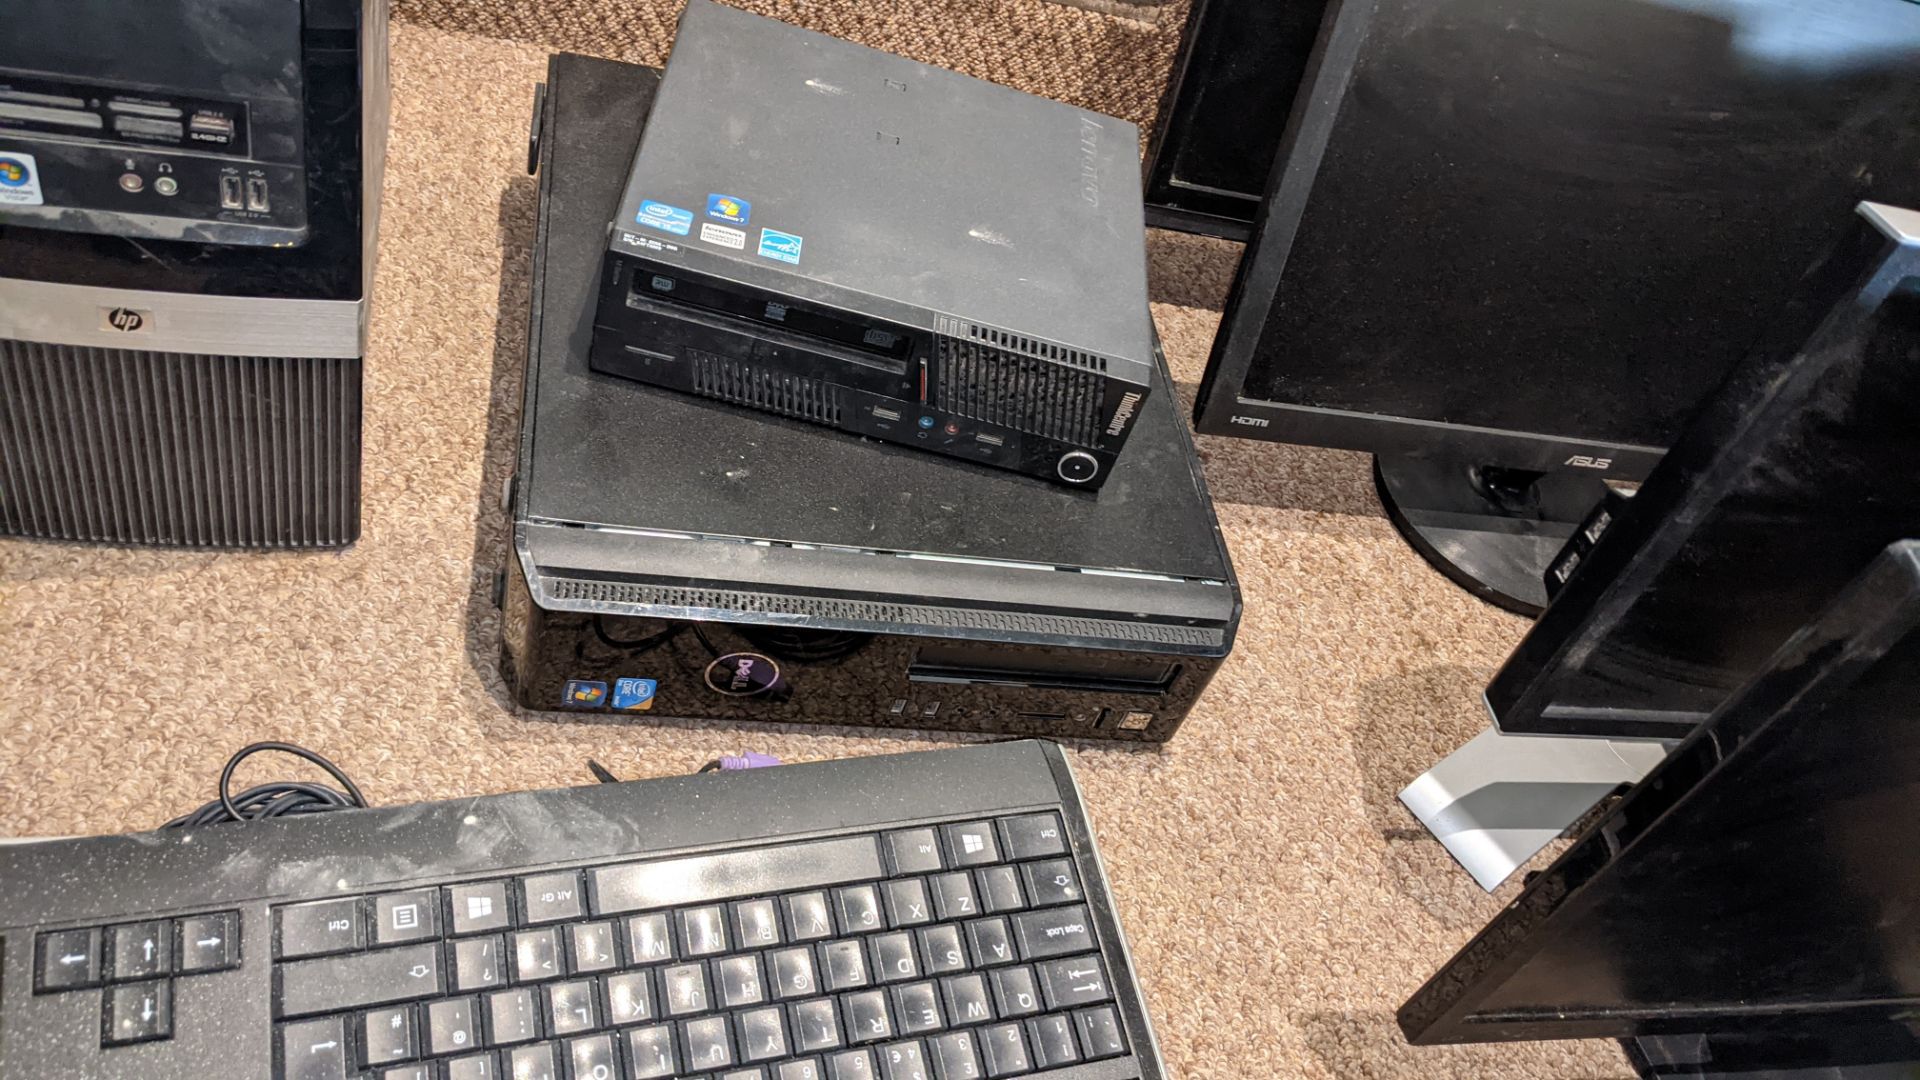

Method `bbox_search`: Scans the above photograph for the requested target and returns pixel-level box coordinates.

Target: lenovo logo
[1077,117,1102,206]
[1229,415,1270,428]
[1106,390,1142,436]
[1564,455,1614,470]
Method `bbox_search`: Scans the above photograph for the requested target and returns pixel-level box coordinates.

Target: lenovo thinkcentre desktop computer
[506,54,1238,744]
[589,0,1156,490]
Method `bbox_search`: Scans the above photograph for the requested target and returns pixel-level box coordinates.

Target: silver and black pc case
[590,0,1156,490]
[0,0,388,548]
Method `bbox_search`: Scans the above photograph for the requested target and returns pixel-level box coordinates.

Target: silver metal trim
[0,203,309,247]
[0,276,365,357]
[1861,201,1920,246]
[361,0,391,302]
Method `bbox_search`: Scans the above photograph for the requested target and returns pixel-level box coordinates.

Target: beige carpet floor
[0,9,1631,1078]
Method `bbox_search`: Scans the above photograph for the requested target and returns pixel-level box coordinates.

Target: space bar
[588,835,884,915]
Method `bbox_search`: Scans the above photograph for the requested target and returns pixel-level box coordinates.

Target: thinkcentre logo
[101,306,150,333]
[1106,390,1142,436]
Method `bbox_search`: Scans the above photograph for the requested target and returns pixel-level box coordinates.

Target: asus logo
[1564,455,1614,470]
[1106,391,1142,436]
[1229,415,1270,428]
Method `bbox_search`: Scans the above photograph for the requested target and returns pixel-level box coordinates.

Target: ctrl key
[103,979,172,1045]
[279,1016,348,1080]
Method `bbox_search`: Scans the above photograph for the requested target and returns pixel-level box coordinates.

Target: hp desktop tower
[0,0,388,548]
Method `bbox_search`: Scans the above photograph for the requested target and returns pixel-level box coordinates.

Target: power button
[1056,451,1100,484]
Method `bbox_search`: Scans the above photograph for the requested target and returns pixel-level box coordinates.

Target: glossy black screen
[1235,0,1920,454]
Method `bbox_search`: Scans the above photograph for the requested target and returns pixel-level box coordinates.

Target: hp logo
[101,307,150,333]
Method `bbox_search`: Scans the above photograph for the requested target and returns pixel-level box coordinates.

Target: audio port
[118,172,143,193]
[943,421,961,435]
[154,176,178,197]
[1057,451,1100,484]
[917,416,935,430]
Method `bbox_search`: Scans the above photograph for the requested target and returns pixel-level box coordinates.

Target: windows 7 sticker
[707,193,750,225]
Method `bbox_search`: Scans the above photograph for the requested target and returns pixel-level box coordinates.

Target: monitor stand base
[1374,455,1614,617]
[1626,1031,1920,1078]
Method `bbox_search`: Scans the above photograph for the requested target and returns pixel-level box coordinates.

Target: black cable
[162,742,369,829]
[591,615,686,653]
[690,623,724,659]
[734,624,871,663]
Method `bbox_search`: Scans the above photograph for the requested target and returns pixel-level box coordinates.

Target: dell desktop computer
[590,0,1156,490]
[510,55,1238,743]
[0,0,387,548]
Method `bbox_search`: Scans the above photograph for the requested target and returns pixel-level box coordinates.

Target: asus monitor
[1401,540,1920,1075]
[1489,202,1920,740]
[1191,0,1920,612]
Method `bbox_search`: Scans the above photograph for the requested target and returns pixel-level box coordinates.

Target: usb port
[871,406,902,422]
[189,113,234,140]
[244,177,269,212]
[218,175,242,209]
[975,432,1005,447]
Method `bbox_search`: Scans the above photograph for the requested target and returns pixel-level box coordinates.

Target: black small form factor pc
[589,1,1157,490]
[506,55,1239,745]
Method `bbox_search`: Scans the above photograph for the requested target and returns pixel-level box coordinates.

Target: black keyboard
[0,741,1164,1080]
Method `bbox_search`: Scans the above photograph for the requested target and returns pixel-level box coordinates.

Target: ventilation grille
[690,351,842,425]
[964,322,1106,374]
[0,342,361,548]
[547,576,1220,647]
[935,336,1105,447]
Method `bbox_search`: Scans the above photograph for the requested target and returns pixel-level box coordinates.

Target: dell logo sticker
[101,307,150,333]
[1106,391,1142,437]
[1564,455,1614,470]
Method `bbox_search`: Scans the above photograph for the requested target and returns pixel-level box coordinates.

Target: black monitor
[1489,202,1920,740]
[1191,0,1920,613]
[1400,540,1920,1075]
[1142,0,1329,239]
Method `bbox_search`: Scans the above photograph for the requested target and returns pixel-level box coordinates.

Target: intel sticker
[611,677,658,711]
[0,152,44,206]
[707,193,750,225]
[562,679,608,708]
[700,221,746,250]
[636,199,693,236]
[758,228,803,265]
